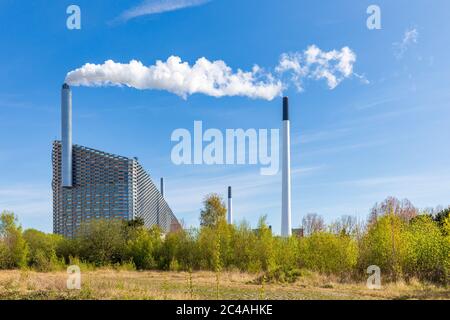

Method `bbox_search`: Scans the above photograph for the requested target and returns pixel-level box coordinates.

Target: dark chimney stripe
[283,96,289,121]
[228,186,232,198]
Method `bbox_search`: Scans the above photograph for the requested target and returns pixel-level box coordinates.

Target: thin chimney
[281,97,292,237]
[61,83,72,188]
[227,186,233,224]
[160,177,165,198]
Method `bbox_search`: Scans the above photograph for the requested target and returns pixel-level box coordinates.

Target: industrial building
[52,84,180,237]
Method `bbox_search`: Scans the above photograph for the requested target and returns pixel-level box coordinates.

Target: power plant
[53,84,180,237]
[54,84,293,237]
[281,96,292,237]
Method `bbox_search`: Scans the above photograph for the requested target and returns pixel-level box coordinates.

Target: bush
[127,226,162,270]
[358,214,408,280]
[404,215,449,283]
[256,267,303,284]
[75,219,127,266]
[298,232,358,277]
[23,229,63,271]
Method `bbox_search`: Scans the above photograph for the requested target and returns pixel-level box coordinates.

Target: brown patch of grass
[0,270,448,300]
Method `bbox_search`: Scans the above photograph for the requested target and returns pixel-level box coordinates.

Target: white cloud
[66,56,282,101]
[393,28,419,59]
[276,45,357,90]
[118,0,210,22]
[66,45,359,100]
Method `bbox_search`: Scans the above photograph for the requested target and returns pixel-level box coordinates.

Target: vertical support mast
[281,97,292,237]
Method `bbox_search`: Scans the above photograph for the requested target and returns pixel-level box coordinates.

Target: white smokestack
[61,83,72,188]
[281,97,292,237]
[227,186,233,224]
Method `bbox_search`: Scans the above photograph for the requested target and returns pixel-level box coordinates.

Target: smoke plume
[65,45,359,100]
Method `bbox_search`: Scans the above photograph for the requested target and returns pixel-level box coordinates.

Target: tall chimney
[160,177,165,198]
[61,83,72,188]
[281,97,292,237]
[227,186,233,224]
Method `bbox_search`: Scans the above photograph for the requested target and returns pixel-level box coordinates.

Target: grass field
[0,270,448,300]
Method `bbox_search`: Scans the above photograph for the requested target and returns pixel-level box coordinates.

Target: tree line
[0,195,449,284]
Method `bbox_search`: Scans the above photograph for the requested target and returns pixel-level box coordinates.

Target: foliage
[1,195,449,285]
[126,225,162,270]
[358,214,408,280]
[0,211,28,269]
[403,215,449,283]
[23,229,63,271]
[199,193,227,228]
[257,267,303,284]
[434,207,450,230]
[298,232,358,277]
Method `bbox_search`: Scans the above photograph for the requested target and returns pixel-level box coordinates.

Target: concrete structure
[281,97,292,237]
[227,186,233,224]
[53,84,180,237]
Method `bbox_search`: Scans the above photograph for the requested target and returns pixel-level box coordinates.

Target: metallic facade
[52,141,180,237]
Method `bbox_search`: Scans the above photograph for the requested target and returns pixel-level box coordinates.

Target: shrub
[126,226,162,270]
[358,214,408,280]
[298,232,358,277]
[0,211,28,269]
[404,215,448,283]
[75,219,127,266]
[23,229,63,271]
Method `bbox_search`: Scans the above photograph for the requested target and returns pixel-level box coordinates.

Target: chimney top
[62,83,70,90]
[228,186,232,198]
[283,96,289,121]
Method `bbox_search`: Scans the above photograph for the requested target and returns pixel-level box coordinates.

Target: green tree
[404,215,448,282]
[76,219,127,266]
[434,207,450,230]
[23,229,63,271]
[199,193,227,228]
[0,211,28,269]
[254,216,276,272]
[126,225,162,269]
[358,214,408,280]
[298,232,358,276]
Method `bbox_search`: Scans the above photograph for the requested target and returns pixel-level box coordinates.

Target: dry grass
[0,269,448,300]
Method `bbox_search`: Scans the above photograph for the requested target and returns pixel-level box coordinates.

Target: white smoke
[66,56,282,100]
[276,45,357,90]
[65,45,359,100]
[393,28,419,59]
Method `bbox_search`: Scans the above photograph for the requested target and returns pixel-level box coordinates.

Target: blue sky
[1,0,450,233]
